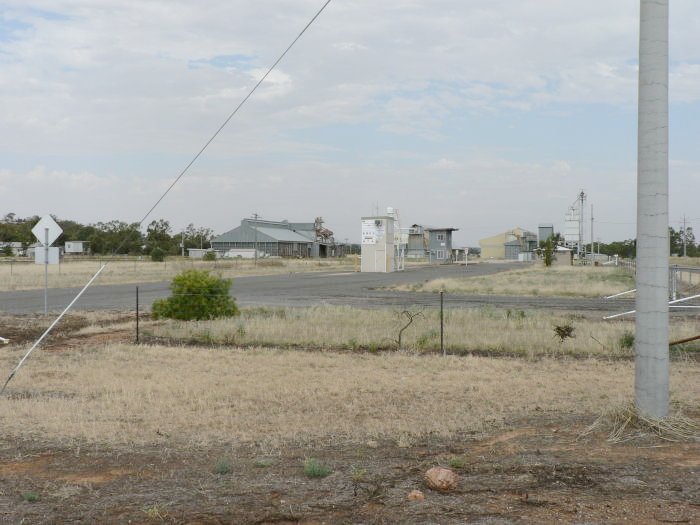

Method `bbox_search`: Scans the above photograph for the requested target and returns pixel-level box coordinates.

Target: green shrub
[417,329,439,348]
[151,247,165,262]
[21,491,39,503]
[202,251,217,261]
[151,269,239,321]
[213,458,232,475]
[303,458,332,478]
[543,237,554,267]
[449,457,466,469]
[619,331,635,350]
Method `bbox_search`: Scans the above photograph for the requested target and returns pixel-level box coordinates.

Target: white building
[64,241,90,254]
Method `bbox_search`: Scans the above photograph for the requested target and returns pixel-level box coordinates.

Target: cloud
[0,1,698,245]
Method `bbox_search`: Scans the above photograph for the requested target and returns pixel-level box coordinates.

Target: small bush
[21,491,39,503]
[202,251,217,261]
[150,247,165,262]
[213,458,232,475]
[151,269,239,321]
[448,457,466,469]
[303,458,332,478]
[553,324,575,343]
[417,329,439,348]
[143,505,168,520]
[619,331,635,350]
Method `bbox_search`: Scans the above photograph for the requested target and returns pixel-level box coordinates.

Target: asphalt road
[0,262,635,315]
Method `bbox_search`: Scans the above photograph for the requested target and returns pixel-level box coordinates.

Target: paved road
[0,263,635,315]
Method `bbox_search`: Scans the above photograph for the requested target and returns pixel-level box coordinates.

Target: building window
[436,233,445,241]
[436,249,446,259]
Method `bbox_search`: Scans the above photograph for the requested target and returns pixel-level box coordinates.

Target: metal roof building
[479,228,538,260]
[211,218,336,258]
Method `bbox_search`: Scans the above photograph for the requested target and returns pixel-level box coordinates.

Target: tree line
[0,213,214,256]
[585,226,697,258]
[540,225,698,260]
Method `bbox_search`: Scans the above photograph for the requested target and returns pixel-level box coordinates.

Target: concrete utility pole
[590,204,594,260]
[635,0,669,419]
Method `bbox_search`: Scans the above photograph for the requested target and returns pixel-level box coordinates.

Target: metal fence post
[135,286,139,344]
[440,290,444,356]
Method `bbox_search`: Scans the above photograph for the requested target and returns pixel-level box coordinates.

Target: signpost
[31,215,63,315]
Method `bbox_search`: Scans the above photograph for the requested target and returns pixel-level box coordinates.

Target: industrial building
[426,227,458,262]
[538,224,554,244]
[405,224,459,262]
[406,224,428,259]
[479,228,538,260]
[211,217,337,258]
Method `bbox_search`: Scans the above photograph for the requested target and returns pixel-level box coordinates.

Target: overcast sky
[1,1,698,246]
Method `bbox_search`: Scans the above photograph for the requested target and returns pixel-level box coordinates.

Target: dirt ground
[1,313,698,524]
[1,417,698,524]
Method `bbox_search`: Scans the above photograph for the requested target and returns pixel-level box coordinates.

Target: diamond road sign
[31,215,63,246]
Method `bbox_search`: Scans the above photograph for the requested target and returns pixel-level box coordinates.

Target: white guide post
[44,228,49,315]
[635,0,669,418]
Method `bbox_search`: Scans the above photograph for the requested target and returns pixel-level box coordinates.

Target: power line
[1,0,334,395]
[135,0,333,233]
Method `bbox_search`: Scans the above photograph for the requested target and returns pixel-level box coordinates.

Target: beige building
[479,227,538,259]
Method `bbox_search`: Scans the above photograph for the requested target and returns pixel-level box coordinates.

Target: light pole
[252,213,260,266]
[635,0,669,419]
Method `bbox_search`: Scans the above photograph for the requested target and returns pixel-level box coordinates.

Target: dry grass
[145,305,699,358]
[0,257,358,291]
[1,343,697,448]
[672,256,700,267]
[580,402,699,443]
[394,265,634,298]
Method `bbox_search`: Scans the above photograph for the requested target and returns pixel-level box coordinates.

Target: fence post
[135,286,139,344]
[440,290,444,356]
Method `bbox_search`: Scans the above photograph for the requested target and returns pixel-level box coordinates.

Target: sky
[1,1,699,246]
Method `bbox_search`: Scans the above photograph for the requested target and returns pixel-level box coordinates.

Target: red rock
[424,467,459,491]
[407,489,425,501]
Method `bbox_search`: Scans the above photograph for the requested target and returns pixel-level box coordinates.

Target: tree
[543,237,554,267]
[150,246,165,262]
[89,220,142,254]
[183,223,214,250]
[669,227,683,255]
[146,219,175,254]
[151,270,239,321]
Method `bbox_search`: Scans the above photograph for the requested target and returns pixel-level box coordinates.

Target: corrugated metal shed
[255,227,311,243]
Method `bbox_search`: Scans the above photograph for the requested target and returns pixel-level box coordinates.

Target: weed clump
[21,491,39,503]
[619,331,635,350]
[580,402,698,443]
[448,457,466,469]
[303,458,332,478]
[213,458,232,475]
[553,324,575,343]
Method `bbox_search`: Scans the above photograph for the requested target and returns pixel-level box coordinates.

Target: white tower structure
[360,212,395,273]
[386,207,407,271]
[564,191,586,257]
[635,0,669,418]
